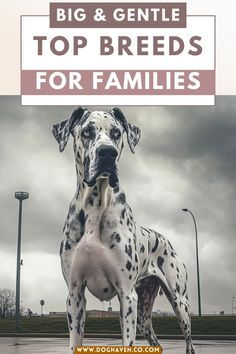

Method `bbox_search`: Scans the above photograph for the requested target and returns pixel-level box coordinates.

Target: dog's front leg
[67,283,86,354]
[119,288,138,346]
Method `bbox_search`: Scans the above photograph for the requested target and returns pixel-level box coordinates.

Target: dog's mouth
[84,161,118,188]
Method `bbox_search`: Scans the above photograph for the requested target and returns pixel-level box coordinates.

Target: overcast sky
[0,96,236,316]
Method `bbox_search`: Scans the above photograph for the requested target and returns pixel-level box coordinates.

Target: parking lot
[0,337,236,353]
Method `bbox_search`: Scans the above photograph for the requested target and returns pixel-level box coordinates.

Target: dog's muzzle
[85,145,119,188]
[97,145,118,162]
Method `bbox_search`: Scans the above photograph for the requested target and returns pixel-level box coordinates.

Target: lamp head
[15,191,29,201]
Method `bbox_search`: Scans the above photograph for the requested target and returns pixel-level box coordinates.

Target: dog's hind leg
[135,276,161,347]
[160,279,195,354]
[175,296,195,354]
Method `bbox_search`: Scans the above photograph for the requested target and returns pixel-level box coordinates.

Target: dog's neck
[78,177,113,212]
[75,157,114,210]
[63,157,120,242]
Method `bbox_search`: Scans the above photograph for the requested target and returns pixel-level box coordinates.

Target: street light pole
[15,191,29,330]
[40,299,45,316]
[232,296,235,315]
[182,208,202,317]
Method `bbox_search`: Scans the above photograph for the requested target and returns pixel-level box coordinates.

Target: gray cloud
[0,96,235,315]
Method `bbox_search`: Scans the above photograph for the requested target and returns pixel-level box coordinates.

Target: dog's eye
[81,128,92,138]
[111,128,121,139]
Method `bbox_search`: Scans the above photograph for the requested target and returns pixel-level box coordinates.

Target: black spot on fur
[182,283,187,296]
[76,151,81,160]
[125,244,132,259]
[148,240,151,253]
[69,204,76,214]
[126,260,132,271]
[67,312,72,324]
[103,288,108,293]
[164,249,168,256]
[116,192,126,204]
[88,197,94,206]
[142,227,150,234]
[168,240,174,250]
[65,240,71,251]
[140,245,145,253]
[127,307,132,316]
[152,236,159,253]
[176,283,180,294]
[157,256,165,275]
[78,209,86,234]
[59,241,64,255]
[121,208,125,219]
[110,232,121,248]
[115,233,121,242]
[76,308,84,334]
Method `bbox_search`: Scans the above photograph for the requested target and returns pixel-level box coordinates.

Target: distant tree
[27,308,33,317]
[0,288,15,318]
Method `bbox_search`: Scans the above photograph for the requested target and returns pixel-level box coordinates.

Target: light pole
[108,300,112,312]
[182,208,202,317]
[15,191,29,330]
[40,299,45,316]
[232,296,235,315]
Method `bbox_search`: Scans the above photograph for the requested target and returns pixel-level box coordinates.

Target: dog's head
[52,107,141,188]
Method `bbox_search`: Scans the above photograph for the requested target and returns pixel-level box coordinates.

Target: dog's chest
[72,234,118,301]
[67,200,138,300]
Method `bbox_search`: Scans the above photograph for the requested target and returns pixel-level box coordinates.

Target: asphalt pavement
[0,337,235,353]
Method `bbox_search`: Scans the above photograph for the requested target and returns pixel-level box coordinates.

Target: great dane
[52,107,195,354]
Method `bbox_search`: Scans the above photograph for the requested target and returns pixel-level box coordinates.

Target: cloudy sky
[0,96,235,316]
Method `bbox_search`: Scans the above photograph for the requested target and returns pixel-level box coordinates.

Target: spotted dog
[52,107,195,354]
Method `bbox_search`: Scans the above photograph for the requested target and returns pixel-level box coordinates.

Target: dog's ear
[52,106,89,152]
[110,107,141,153]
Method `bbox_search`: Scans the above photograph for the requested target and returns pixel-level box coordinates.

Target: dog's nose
[97,145,118,160]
